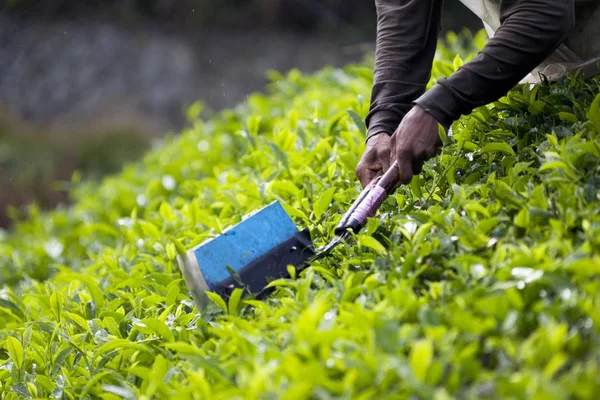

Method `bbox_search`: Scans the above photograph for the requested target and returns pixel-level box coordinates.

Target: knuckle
[374,144,388,155]
[377,148,390,160]
[427,144,439,156]
[363,147,377,160]
[355,163,364,177]
[397,148,414,160]
[416,146,436,160]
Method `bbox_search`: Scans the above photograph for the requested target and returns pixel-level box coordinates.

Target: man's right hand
[355,132,392,188]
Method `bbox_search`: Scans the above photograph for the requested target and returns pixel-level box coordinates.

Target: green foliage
[1,31,600,398]
[0,127,150,229]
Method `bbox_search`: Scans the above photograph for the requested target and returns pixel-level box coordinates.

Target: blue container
[177,201,314,309]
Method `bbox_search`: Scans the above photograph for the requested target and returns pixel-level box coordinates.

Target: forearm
[365,0,442,140]
[415,0,576,129]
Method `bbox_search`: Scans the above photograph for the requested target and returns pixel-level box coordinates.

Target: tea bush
[1,30,600,399]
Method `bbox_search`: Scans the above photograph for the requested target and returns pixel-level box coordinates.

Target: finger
[355,162,368,188]
[365,169,382,188]
[396,153,414,185]
[356,164,379,188]
[425,143,442,159]
[413,159,424,175]
[379,147,392,174]
[417,145,439,164]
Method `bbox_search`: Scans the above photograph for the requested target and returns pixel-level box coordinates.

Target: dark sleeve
[415,0,576,130]
[365,0,442,141]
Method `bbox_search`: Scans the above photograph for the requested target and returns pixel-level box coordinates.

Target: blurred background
[0,0,482,229]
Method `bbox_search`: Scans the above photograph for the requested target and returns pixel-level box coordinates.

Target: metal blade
[311,231,350,262]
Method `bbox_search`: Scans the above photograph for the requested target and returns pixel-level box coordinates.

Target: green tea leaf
[205,292,228,313]
[141,318,174,342]
[289,109,299,132]
[85,300,97,320]
[247,115,262,136]
[93,339,151,362]
[347,109,366,137]
[314,187,336,220]
[6,336,24,370]
[227,288,244,316]
[586,93,600,130]
[0,298,24,320]
[268,180,300,197]
[50,292,64,321]
[546,133,559,148]
[159,202,176,221]
[139,221,161,239]
[558,112,578,123]
[64,312,91,333]
[36,375,55,393]
[75,274,105,308]
[543,352,567,378]
[514,207,530,228]
[129,366,152,381]
[528,100,546,115]
[166,285,179,306]
[52,345,72,375]
[164,342,204,356]
[146,355,169,397]
[479,142,515,155]
[410,174,424,199]
[326,111,347,136]
[172,238,188,256]
[103,316,121,337]
[358,235,387,255]
[166,242,176,260]
[410,339,433,382]
[452,54,464,70]
[266,141,289,170]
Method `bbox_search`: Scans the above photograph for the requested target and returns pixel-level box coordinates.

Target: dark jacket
[366,0,577,138]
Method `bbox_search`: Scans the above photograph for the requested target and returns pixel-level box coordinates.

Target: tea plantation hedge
[1,31,600,399]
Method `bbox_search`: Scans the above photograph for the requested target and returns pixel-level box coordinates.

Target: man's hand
[356,105,443,189]
[355,132,392,188]
[390,105,443,186]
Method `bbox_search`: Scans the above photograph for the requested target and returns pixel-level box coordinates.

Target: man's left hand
[390,105,444,186]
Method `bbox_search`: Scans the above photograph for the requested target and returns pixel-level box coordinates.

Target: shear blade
[312,231,350,261]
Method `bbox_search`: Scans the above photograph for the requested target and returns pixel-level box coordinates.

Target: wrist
[413,86,456,131]
[366,130,392,143]
[365,110,401,142]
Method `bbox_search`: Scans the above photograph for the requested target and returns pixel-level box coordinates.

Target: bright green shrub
[1,31,600,399]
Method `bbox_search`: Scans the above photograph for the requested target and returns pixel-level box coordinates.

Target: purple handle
[334,160,400,235]
[349,186,387,226]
